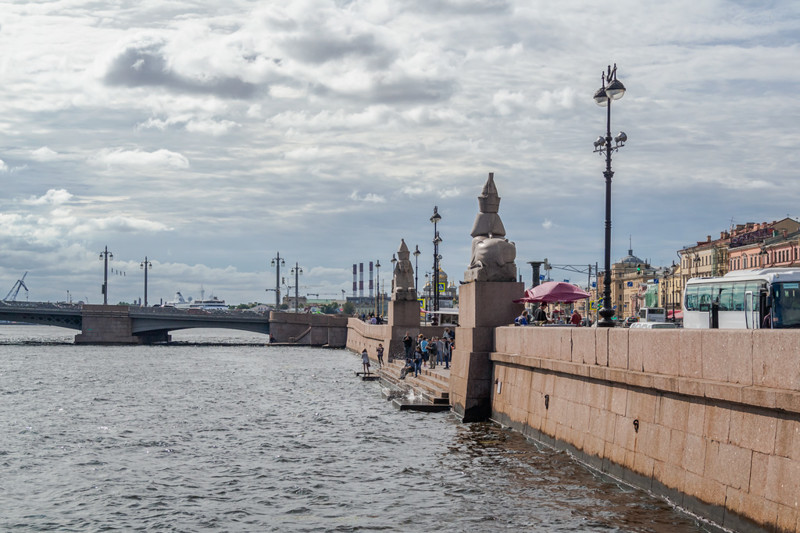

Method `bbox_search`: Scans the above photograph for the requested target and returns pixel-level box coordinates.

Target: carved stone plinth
[449,280,523,422]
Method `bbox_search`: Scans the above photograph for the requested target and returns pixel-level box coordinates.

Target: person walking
[361,348,370,375]
[436,336,445,367]
[442,337,452,369]
[376,343,384,367]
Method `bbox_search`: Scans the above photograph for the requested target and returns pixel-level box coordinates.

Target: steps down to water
[377,358,451,412]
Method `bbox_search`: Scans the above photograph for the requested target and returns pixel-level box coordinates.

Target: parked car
[623,316,639,328]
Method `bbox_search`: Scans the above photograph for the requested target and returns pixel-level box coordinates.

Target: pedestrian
[570,310,582,326]
[403,332,413,359]
[436,336,445,366]
[515,310,529,326]
[361,348,370,375]
[376,343,384,367]
[427,337,438,369]
[413,346,423,377]
[533,304,548,323]
[442,338,451,369]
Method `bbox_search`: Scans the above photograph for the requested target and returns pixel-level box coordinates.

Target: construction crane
[4,272,29,301]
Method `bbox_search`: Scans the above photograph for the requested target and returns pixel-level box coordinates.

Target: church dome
[617,248,644,265]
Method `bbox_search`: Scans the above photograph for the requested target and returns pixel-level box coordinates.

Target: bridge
[0,302,348,346]
[0,302,270,344]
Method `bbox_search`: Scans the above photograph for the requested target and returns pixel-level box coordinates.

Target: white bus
[683,268,800,329]
[637,307,666,323]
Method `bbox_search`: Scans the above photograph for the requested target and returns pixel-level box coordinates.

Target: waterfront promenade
[347,310,800,533]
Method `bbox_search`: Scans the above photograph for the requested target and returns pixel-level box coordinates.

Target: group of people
[399,329,454,379]
[360,343,385,375]
[515,304,583,326]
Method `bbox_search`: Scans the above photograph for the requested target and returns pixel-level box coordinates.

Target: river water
[0,326,717,532]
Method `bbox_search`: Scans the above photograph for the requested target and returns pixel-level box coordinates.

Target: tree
[342,301,355,315]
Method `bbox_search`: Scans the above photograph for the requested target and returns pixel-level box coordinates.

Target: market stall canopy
[514,281,591,303]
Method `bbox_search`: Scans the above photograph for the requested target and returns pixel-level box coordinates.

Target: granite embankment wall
[345,318,446,362]
[269,312,347,347]
[490,327,800,533]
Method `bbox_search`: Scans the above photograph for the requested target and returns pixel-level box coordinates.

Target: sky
[0,0,799,306]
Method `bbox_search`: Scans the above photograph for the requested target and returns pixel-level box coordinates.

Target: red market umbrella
[514,281,591,304]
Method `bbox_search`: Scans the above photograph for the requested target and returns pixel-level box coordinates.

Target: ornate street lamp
[375,259,381,317]
[430,206,442,314]
[413,245,421,295]
[99,246,113,305]
[140,256,153,307]
[593,63,626,327]
[270,252,285,308]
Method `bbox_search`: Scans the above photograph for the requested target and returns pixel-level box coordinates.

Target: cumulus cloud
[542,219,553,230]
[103,36,260,99]
[22,189,73,206]
[30,147,59,161]
[90,148,189,169]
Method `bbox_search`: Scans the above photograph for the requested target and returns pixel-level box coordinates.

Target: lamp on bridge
[140,257,153,307]
[291,263,303,312]
[99,246,113,305]
[593,63,626,327]
[270,252,285,309]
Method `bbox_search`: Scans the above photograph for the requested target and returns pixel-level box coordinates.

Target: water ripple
[0,326,709,532]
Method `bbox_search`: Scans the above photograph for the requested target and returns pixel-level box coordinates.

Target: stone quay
[347,172,800,533]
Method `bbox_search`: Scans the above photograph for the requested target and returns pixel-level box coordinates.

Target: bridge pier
[74,305,170,345]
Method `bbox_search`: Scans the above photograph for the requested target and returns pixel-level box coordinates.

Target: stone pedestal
[449,280,523,422]
[388,298,420,327]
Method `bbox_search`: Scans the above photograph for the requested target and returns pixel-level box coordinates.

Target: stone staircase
[377,357,451,412]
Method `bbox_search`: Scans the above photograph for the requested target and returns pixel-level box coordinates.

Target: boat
[164,289,228,311]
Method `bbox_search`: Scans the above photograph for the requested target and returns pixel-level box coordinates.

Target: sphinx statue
[392,239,417,301]
[464,173,517,282]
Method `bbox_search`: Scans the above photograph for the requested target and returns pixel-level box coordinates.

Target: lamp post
[413,245,421,294]
[430,206,442,313]
[375,259,381,318]
[291,262,303,312]
[593,63,627,327]
[99,246,113,305]
[270,252,285,308]
[140,256,152,307]
[424,273,430,324]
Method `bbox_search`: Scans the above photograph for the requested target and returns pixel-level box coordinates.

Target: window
[716,283,733,311]
[698,284,713,311]
[731,282,745,311]
[685,285,698,311]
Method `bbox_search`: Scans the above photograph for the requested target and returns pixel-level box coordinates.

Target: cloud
[30,147,59,161]
[103,36,260,99]
[542,219,553,230]
[0,160,7,172]
[349,191,387,203]
[22,189,73,206]
[90,148,189,169]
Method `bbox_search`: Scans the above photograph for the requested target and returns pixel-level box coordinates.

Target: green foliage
[342,301,355,315]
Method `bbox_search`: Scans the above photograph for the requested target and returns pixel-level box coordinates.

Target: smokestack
[359,263,364,298]
[352,264,357,297]
[369,261,374,298]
